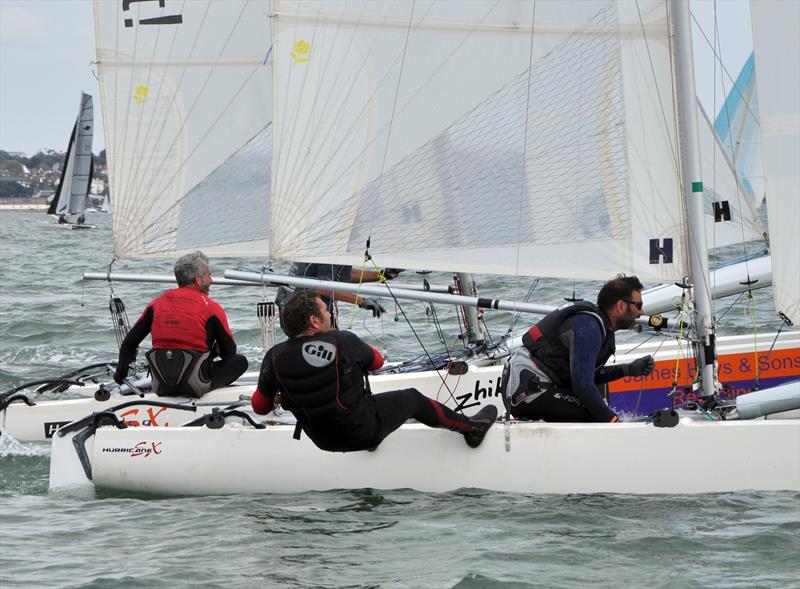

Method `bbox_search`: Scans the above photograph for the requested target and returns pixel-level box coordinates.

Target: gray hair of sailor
[174,251,210,286]
[597,274,643,311]
[282,289,325,337]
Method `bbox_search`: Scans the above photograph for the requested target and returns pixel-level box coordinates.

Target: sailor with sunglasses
[501,275,654,423]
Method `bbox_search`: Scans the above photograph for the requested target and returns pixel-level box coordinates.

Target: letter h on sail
[649,238,674,264]
[713,201,732,222]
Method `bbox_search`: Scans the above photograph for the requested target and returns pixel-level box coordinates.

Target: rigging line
[374,275,462,407]
[689,11,760,127]
[510,277,540,333]
[125,0,251,241]
[366,0,416,239]
[715,290,746,324]
[711,7,757,272]
[635,0,681,181]
[747,289,760,388]
[511,0,537,337]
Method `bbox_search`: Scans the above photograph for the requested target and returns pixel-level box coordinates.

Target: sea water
[1,211,798,589]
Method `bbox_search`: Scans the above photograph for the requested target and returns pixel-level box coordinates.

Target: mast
[671,0,717,398]
[456,273,485,346]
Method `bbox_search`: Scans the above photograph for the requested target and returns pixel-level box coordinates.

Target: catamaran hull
[58,418,800,496]
[42,223,97,230]
[5,331,800,442]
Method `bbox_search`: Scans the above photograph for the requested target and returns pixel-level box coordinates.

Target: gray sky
[1,0,103,155]
[0,0,754,156]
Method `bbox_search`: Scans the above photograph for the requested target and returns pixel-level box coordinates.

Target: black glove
[113,366,127,385]
[359,297,386,317]
[381,268,404,281]
[624,355,655,377]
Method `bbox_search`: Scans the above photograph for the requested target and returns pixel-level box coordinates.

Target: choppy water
[1,211,798,588]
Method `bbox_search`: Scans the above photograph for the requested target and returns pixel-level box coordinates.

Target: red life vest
[145,286,232,352]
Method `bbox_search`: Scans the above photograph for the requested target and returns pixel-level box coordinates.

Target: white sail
[49,93,94,217]
[714,53,764,208]
[698,102,765,248]
[751,0,800,327]
[270,0,688,282]
[94,0,273,259]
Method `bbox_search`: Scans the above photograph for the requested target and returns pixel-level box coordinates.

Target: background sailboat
[45,92,96,229]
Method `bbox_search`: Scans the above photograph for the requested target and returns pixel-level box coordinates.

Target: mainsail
[751,0,800,327]
[48,93,94,217]
[93,0,273,259]
[270,0,690,282]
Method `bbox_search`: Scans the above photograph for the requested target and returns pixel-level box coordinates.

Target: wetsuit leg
[512,389,595,422]
[371,388,475,445]
[209,354,249,390]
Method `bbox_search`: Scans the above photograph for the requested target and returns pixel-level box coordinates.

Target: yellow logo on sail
[291,40,310,64]
[133,85,150,104]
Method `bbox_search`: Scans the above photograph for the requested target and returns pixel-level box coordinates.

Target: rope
[668,294,691,397]
[511,0,538,337]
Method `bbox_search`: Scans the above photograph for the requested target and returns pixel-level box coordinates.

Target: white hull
[54,417,800,496]
[42,223,97,230]
[6,331,800,442]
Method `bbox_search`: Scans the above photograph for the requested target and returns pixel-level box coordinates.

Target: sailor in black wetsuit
[502,275,655,422]
[252,289,498,451]
[275,262,402,332]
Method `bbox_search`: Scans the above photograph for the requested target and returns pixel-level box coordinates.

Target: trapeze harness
[502,302,615,414]
[269,331,378,452]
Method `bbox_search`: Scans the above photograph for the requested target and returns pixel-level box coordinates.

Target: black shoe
[463,405,499,448]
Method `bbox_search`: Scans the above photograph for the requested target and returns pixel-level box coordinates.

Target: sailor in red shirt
[251,289,497,452]
[114,251,248,397]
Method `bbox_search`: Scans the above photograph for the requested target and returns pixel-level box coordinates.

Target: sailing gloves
[624,355,655,377]
[113,366,127,385]
[360,297,386,317]
[380,268,404,281]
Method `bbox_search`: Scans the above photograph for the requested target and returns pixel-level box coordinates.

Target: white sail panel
[270,0,687,281]
[697,103,765,249]
[714,53,764,207]
[751,0,800,327]
[94,0,272,259]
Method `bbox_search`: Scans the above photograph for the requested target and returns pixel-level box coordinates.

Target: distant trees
[0,149,62,170]
[0,148,107,201]
[0,179,33,198]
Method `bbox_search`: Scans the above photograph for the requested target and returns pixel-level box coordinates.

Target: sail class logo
[133,85,150,104]
[291,40,311,64]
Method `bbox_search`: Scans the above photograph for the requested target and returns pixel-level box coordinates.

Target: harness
[270,332,377,451]
[521,301,616,388]
[146,348,211,398]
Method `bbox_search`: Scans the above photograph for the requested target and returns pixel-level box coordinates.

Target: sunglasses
[623,299,644,310]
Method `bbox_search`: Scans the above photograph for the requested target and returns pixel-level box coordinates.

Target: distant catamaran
[46,92,96,230]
